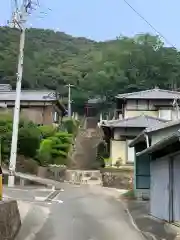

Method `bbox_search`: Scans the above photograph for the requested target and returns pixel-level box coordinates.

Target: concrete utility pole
[8,0,39,187]
[66,84,74,118]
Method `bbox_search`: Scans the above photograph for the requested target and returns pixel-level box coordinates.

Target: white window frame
[158,109,172,120]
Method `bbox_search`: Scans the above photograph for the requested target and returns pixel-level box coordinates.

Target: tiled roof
[0,90,58,102]
[116,88,180,100]
[129,118,180,147]
[101,115,167,128]
[145,118,180,133]
[0,84,12,91]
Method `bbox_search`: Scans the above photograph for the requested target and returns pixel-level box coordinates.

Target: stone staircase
[69,117,103,170]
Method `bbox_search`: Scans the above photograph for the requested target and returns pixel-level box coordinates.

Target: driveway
[8,184,145,240]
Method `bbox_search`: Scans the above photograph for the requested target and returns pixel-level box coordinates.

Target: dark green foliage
[38,132,72,166]
[62,118,80,137]
[18,126,41,158]
[2,27,180,113]
[0,112,73,166]
[38,125,57,139]
[95,141,108,168]
[37,139,52,167]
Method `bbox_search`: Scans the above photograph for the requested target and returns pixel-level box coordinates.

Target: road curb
[117,197,150,239]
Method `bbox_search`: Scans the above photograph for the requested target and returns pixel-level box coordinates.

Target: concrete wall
[0,200,21,240]
[111,128,142,165]
[135,189,150,200]
[111,140,126,165]
[125,110,158,119]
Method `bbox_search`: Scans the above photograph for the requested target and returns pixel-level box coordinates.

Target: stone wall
[0,200,21,240]
[101,167,134,189]
[65,170,102,185]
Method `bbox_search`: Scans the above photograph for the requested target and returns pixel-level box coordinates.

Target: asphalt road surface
[4,184,145,240]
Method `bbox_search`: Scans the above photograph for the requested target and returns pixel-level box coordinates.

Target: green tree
[1,27,180,113]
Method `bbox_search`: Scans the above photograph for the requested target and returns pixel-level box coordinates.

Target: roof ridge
[144,115,168,122]
[105,114,166,124]
[157,88,180,95]
[116,88,180,99]
[116,89,154,98]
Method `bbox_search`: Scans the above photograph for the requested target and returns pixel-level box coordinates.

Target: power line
[123,0,176,48]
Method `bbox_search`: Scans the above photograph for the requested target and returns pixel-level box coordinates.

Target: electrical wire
[123,0,176,48]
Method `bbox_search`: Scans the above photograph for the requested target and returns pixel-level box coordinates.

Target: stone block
[0,200,21,240]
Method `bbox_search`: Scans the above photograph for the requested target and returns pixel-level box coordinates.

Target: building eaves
[101,115,167,129]
[0,90,58,102]
[129,118,180,148]
[136,131,180,157]
[116,88,180,100]
[129,131,146,148]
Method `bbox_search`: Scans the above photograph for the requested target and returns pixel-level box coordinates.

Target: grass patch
[122,190,136,200]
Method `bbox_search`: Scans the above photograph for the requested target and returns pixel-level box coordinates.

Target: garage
[172,155,180,223]
[150,157,170,221]
[130,119,180,223]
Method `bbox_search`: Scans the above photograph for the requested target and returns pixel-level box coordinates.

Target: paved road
[5,184,145,240]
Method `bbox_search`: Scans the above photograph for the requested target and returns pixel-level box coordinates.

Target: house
[100,114,167,166]
[100,87,180,165]
[115,87,180,120]
[129,119,180,220]
[0,84,66,125]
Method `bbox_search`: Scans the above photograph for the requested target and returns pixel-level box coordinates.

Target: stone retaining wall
[0,200,21,240]
[101,167,134,189]
[65,170,102,185]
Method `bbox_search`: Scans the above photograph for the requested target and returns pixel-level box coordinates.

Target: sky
[1,0,180,48]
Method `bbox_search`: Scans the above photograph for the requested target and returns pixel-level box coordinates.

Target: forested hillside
[1,27,180,112]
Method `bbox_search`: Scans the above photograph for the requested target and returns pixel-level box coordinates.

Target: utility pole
[66,84,74,118]
[8,0,39,187]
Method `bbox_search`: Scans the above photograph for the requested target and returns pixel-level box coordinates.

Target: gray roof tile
[0,90,57,102]
[145,118,180,133]
[129,118,180,147]
[116,88,180,100]
[101,115,167,128]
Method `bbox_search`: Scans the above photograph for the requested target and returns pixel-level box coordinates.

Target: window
[159,109,172,120]
[53,111,59,123]
[126,100,149,110]
[127,140,135,163]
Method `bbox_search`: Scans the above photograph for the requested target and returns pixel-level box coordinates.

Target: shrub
[114,158,122,168]
[104,158,112,166]
[37,131,73,166]
[62,118,80,137]
[18,126,41,158]
[37,139,52,167]
[38,125,57,139]
[95,141,108,168]
[49,132,72,165]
